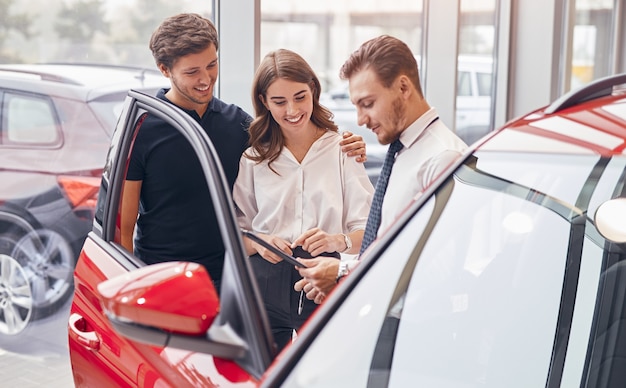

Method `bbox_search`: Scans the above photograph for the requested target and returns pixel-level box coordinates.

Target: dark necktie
[360,139,404,255]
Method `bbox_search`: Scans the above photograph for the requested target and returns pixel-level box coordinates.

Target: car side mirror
[97,261,247,359]
[595,198,626,243]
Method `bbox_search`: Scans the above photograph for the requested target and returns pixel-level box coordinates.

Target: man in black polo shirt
[120,13,366,292]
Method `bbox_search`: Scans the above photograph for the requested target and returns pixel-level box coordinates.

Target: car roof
[457,54,493,72]
[0,63,169,102]
[479,74,626,157]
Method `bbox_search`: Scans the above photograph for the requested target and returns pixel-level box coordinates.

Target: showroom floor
[0,299,74,387]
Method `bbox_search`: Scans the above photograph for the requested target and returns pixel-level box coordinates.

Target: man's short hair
[340,35,423,96]
[149,13,219,69]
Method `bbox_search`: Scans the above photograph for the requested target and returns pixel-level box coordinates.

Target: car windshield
[287,150,625,387]
[390,152,586,386]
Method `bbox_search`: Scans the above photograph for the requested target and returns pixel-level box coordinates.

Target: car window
[2,92,60,145]
[476,71,492,96]
[457,71,472,97]
[390,168,571,387]
[93,105,134,230]
[114,113,148,248]
[380,154,621,387]
[473,151,598,207]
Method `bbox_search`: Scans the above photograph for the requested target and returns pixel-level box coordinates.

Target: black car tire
[12,228,76,313]
[0,227,75,338]
[0,233,34,338]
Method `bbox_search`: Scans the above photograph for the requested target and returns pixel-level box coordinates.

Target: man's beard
[384,96,406,144]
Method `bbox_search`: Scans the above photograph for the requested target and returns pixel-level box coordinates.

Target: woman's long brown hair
[247,49,338,173]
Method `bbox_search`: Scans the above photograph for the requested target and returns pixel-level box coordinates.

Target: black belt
[291,246,340,259]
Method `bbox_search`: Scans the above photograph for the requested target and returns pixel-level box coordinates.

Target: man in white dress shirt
[295,35,467,303]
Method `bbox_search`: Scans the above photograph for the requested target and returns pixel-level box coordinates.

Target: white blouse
[233,131,374,243]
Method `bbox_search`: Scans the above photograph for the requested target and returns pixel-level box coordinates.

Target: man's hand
[340,131,367,163]
[295,256,341,299]
[294,278,326,304]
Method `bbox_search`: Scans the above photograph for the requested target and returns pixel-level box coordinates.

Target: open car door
[67,90,275,387]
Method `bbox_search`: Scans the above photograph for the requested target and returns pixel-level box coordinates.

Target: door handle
[68,313,101,351]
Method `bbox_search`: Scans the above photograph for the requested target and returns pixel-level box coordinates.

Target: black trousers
[250,246,340,353]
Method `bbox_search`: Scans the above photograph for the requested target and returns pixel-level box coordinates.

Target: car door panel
[69,93,230,386]
[69,236,140,387]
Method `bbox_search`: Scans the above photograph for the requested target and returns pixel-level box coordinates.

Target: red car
[0,64,167,344]
[69,73,626,387]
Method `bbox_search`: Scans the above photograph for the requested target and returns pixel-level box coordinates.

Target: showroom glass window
[569,0,616,89]
[456,0,497,145]
[1,1,212,67]
[260,0,424,93]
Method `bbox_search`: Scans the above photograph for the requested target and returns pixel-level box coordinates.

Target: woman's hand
[292,227,345,256]
[247,233,293,264]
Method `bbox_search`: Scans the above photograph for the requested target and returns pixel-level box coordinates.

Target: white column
[215,0,259,115]
[493,0,512,129]
[507,0,560,118]
[423,0,460,132]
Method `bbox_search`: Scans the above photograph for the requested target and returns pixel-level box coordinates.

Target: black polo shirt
[126,88,251,283]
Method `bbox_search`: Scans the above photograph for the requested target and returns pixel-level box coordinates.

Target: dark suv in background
[0,64,167,341]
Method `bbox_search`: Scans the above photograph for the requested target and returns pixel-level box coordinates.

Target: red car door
[68,91,274,387]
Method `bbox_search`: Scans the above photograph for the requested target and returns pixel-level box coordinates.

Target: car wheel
[10,229,75,318]
[0,246,34,336]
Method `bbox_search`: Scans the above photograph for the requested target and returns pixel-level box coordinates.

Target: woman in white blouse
[232,49,374,353]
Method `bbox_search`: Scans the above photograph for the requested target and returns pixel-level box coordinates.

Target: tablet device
[242,229,306,268]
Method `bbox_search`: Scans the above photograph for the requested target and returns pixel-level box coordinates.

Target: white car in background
[456,55,494,145]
